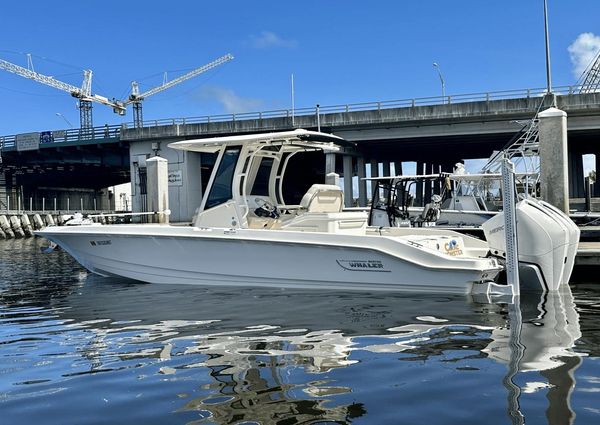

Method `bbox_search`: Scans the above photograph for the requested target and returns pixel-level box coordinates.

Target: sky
[1,1,599,138]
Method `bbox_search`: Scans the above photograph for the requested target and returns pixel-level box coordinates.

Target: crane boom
[123,53,234,104]
[0,58,85,96]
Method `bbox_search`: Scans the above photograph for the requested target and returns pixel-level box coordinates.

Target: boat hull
[37,225,501,293]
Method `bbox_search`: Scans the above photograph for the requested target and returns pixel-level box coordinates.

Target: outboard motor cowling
[482,199,577,291]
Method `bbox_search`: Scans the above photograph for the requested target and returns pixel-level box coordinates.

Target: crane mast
[122,53,234,128]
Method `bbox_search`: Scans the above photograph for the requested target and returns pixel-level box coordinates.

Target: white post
[80,198,83,211]
[146,156,170,224]
[42,197,45,212]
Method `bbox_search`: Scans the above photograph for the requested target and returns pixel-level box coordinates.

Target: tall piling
[539,107,569,213]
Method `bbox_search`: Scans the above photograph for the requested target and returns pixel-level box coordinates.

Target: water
[1,238,599,425]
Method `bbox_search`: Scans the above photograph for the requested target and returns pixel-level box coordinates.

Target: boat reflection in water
[15,272,580,425]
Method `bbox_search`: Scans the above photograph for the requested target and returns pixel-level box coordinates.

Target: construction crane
[0,56,125,130]
[118,53,234,128]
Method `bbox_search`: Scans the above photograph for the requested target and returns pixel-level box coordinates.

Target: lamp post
[432,62,446,103]
[543,0,553,95]
[55,112,73,128]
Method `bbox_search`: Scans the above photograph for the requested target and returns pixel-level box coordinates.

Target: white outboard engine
[481,198,579,292]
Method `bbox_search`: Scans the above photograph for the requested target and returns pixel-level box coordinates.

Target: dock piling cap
[538,107,566,118]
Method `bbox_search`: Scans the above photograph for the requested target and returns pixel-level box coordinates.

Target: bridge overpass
[1,86,600,218]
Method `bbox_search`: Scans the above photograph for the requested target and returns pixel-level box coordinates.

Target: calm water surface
[1,238,599,425]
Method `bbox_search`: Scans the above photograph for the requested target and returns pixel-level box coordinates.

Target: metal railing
[133,84,591,128]
[0,84,596,146]
[0,124,122,150]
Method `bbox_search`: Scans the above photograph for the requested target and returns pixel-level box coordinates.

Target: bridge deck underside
[1,143,130,189]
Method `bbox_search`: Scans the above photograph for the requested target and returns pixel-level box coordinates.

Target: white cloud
[250,31,297,49]
[568,32,600,79]
[196,86,263,114]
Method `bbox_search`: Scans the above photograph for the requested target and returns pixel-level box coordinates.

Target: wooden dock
[577,226,600,265]
[576,242,600,265]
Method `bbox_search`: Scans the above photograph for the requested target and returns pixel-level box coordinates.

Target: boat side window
[250,157,274,196]
[205,148,241,209]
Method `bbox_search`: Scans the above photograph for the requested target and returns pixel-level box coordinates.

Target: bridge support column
[146,156,169,224]
[568,150,584,198]
[424,163,433,203]
[394,161,403,176]
[382,161,391,177]
[595,152,600,197]
[343,155,354,207]
[357,157,367,207]
[325,153,337,185]
[370,159,379,196]
[415,161,424,206]
[539,107,569,213]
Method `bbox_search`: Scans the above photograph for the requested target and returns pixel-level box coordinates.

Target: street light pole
[543,0,553,95]
[433,62,446,103]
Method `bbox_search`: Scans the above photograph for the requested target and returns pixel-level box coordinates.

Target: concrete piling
[539,107,569,213]
[0,227,5,239]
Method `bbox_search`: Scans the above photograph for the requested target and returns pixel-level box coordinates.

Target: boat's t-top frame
[169,129,352,229]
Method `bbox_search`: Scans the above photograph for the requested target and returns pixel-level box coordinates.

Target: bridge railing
[0,124,122,151]
[137,84,585,128]
[0,84,593,146]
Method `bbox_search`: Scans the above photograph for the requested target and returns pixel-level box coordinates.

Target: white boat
[36,129,578,294]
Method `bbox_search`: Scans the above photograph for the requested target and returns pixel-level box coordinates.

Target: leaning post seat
[299,184,345,213]
[281,184,368,234]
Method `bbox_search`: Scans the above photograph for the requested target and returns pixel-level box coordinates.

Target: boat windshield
[205,148,241,209]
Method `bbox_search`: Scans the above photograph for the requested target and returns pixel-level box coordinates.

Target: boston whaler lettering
[36,129,578,294]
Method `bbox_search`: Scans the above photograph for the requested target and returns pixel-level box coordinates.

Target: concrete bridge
[2,86,600,220]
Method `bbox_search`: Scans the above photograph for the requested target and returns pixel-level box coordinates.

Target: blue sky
[1,0,599,136]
